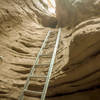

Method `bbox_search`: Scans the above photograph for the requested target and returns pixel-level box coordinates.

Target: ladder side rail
[41,28,61,100]
[18,30,51,100]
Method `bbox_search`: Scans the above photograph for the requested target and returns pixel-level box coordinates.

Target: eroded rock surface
[0,0,100,100]
[56,0,100,27]
[0,0,56,100]
[47,18,100,100]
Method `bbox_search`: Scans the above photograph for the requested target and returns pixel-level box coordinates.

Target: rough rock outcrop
[0,0,56,100]
[47,18,100,100]
[56,0,100,27]
[0,0,100,100]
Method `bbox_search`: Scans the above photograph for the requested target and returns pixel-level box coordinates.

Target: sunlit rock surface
[0,0,100,100]
[56,0,100,27]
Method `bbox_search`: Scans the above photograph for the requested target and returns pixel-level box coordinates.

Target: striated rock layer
[47,17,100,100]
[0,0,100,100]
[56,0,100,27]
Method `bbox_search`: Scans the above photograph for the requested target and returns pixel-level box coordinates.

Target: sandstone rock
[56,0,100,27]
[0,0,100,100]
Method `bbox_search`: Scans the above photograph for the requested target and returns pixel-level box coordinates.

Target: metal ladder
[18,28,61,100]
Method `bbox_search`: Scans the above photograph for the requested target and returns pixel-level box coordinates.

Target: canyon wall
[0,0,100,100]
[56,0,100,27]
[0,0,56,100]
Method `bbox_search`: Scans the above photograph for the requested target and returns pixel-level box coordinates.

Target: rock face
[56,0,100,27]
[0,0,100,100]
[0,0,56,100]
[47,17,100,100]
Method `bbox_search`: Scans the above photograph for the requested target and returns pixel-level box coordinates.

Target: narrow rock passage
[0,0,100,100]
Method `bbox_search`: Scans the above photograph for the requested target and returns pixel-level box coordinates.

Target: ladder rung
[49,35,56,38]
[46,40,55,43]
[24,89,42,96]
[44,47,53,49]
[43,47,49,49]
[44,45,54,49]
[40,54,52,58]
[46,41,50,43]
[35,64,50,67]
[50,32,56,35]
[30,75,47,78]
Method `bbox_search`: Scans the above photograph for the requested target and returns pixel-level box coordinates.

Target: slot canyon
[0,0,100,100]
